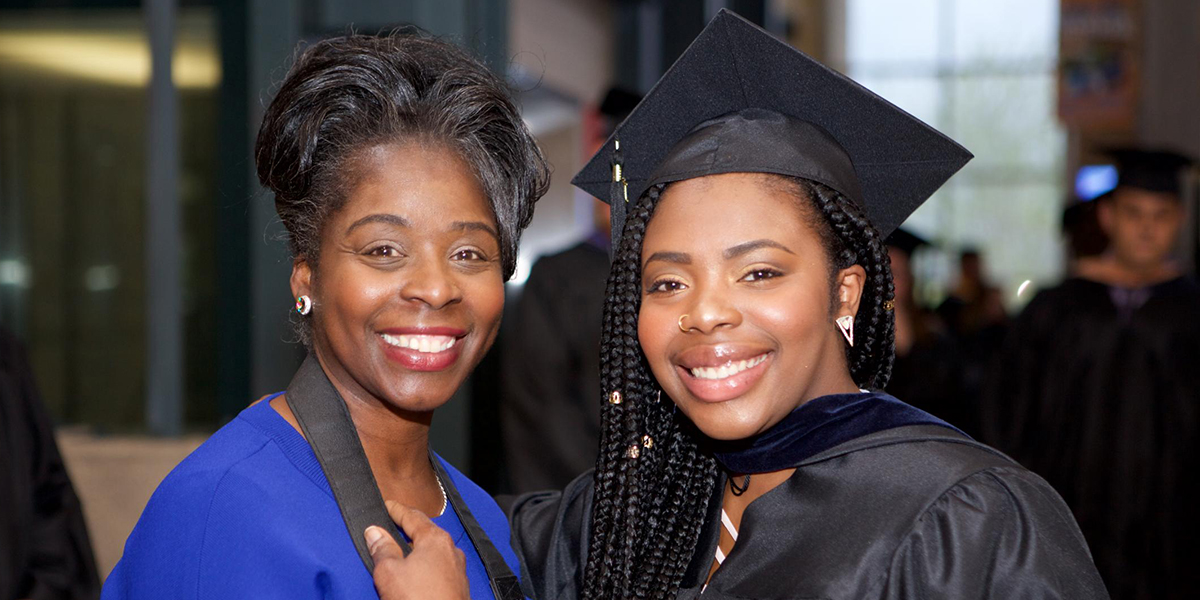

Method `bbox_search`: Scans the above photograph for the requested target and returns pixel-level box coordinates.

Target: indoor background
[1,0,1197,579]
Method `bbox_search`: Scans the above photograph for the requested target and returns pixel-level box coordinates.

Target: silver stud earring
[836,315,854,347]
[295,295,312,315]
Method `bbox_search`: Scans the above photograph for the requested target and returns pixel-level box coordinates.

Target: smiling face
[638,173,864,441]
[292,142,504,413]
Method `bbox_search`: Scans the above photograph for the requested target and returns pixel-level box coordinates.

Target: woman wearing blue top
[103,29,549,600]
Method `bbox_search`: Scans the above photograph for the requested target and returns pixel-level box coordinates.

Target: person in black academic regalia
[499,211,609,493]
[501,88,640,494]
[0,327,100,600]
[934,248,1008,411]
[367,11,1108,600]
[982,148,1200,600]
[883,230,975,436]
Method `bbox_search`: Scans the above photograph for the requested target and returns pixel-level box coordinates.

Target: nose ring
[678,314,690,333]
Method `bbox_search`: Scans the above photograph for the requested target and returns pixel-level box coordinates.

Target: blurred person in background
[937,249,1007,337]
[1,327,100,600]
[882,230,973,436]
[936,248,1007,411]
[501,87,639,493]
[102,30,549,599]
[983,148,1200,599]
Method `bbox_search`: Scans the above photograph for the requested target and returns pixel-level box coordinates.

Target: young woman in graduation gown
[102,30,548,600]
[502,11,1107,600]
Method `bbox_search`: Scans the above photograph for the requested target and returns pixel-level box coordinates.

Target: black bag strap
[285,356,411,571]
[431,454,524,600]
[287,356,524,599]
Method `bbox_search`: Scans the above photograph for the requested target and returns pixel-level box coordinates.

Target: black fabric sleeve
[878,467,1108,600]
[506,471,595,600]
[0,331,100,600]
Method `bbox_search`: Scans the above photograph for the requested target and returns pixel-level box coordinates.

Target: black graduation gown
[509,424,1107,600]
[0,329,100,600]
[981,276,1200,599]
[501,240,610,493]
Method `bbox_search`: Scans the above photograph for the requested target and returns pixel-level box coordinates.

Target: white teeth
[380,334,457,354]
[689,354,768,380]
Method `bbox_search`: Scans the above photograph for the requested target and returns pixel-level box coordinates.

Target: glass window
[847,0,940,65]
[952,0,1058,65]
[847,0,1066,308]
[853,76,942,125]
[949,73,1062,173]
[0,8,220,429]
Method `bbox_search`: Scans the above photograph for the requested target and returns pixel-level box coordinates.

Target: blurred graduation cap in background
[598,87,642,124]
[1075,148,1195,201]
[885,229,932,258]
[1109,148,1194,197]
[572,9,972,249]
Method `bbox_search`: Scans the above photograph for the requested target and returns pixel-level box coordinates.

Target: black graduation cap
[1109,148,1194,196]
[885,229,931,257]
[572,9,972,248]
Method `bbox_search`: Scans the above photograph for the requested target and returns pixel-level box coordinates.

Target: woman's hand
[367,500,471,600]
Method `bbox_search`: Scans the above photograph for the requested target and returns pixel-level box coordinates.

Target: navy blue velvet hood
[709,391,962,474]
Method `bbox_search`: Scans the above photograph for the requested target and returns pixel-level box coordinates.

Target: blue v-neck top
[102,395,520,599]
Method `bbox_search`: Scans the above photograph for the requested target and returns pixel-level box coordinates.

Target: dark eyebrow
[644,251,692,266]
[723,239,795,260]
[345,213,410,234]
[451,221,500,244]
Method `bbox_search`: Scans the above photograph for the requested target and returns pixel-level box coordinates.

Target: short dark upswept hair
[254,28,551,280]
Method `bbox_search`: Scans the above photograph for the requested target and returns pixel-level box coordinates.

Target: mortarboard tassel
[609,138,628,257]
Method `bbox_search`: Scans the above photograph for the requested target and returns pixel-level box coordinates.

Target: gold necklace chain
[434,470,447,517]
